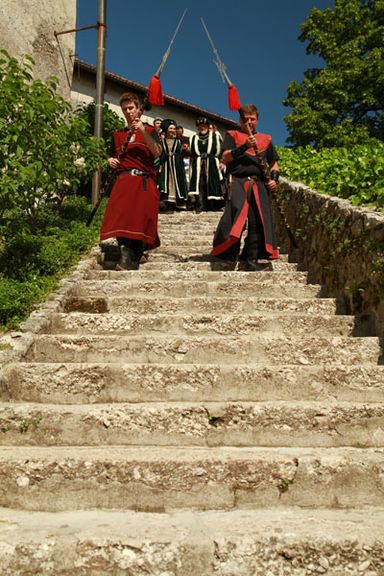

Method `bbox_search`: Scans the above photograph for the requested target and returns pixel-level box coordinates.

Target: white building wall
[0,0,76,98]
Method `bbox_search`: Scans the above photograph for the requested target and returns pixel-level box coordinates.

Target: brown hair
[119,92,143,111]
[239,104,259,120]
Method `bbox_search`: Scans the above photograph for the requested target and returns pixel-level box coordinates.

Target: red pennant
[148,75,164,106]
[228,84,241,110]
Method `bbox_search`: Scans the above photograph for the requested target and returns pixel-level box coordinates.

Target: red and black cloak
[212,130,279,260]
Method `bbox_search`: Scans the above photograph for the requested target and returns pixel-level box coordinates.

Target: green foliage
[0,49,105,231]
[284,0,384,148]
[0,50,114,330]
[0,201,102,329]
[76,101,125,152]
[0,275,56,328]
[278,141,384,207]
[74,102,124,199]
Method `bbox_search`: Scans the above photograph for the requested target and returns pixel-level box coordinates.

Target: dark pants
[220,192,265,262]
[116,237,144,262]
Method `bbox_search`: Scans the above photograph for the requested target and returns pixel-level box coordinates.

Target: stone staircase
[1,211,384,575]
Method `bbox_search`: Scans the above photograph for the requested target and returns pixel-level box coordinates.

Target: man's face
[121,101,140,123]
[176,127,183,137]
[198,122,209,135]
[240,113,258,134]
[154,120,162,132]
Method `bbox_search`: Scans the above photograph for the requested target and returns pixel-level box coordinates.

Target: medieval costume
[212,129,279,266]
[188,117,224,211]
[158,119,188,210]
[100,125,160,267]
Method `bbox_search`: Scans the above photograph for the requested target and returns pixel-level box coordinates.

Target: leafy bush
[0,276,55,328]
[0,49,105,233]
[0,50,117,330]
[278,141,384,207]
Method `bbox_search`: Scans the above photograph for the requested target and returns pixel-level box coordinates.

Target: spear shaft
[156,9,188,76]
[200,17,232,86]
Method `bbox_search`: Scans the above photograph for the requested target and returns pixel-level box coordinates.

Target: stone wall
[275,179,384,340]
[0,0,76,98]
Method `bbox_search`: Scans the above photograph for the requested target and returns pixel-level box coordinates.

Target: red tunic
[100,127,160,248]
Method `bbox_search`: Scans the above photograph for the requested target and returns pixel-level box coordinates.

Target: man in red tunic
[100,92,161,270]
[211,104,280,271]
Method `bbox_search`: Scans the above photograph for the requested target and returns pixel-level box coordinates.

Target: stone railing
[274,178,384,340]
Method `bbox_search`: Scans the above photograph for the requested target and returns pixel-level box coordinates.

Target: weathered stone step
[158,216,221,226]
[1,401,384,448]
[64,294,339,316]
[93,250,296,273]
[140,259,299,272]
[0,446,383,511]
[25,334,381,365]
[48,311,361,338]
[1,507,383,576]
[4,363,384,404]
[72,278,324,300]
[86,269,309,283]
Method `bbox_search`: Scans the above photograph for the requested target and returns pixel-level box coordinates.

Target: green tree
[284,0,384,148]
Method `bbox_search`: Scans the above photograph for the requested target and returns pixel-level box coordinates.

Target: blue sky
[76,0,334,146]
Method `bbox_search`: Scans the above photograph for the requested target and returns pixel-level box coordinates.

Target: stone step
[158,214,218,221]
[64,295,340,316]
[93,250,296,274]
[1,507,383,575]
[1,401,384,448]
[0,446,383,511]
[4,363,384,404]
[48,311,362,338]
[86,269,309,283]
[139,259,299,272]
[72,278,324,300]
[25,334,381,365]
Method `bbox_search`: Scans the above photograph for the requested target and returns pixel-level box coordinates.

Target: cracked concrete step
[1,401,384,448]
[1,507,384,576]
[85,269,309,283]
[4,363,384,404]
[0,446,383,511]
[47,311,364,338]
[25,334,382,365]
[72,278,325,300]
[64,295,340,316]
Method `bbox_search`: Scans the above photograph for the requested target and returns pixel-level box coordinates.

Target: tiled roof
[73,59,238,128]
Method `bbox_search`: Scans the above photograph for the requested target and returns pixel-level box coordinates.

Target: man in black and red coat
[211,104,280,271]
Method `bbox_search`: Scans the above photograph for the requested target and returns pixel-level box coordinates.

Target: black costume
[212,130,279,262]
[188,130,224,210]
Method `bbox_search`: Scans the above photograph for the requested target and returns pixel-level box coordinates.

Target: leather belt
[119,169,152,190]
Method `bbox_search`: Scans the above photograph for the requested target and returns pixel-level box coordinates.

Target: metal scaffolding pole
[91,0,107,207]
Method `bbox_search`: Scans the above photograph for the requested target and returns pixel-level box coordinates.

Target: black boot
[244,259,272,272]
[118,245,139,270]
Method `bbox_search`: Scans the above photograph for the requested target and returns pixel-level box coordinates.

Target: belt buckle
[130,169,141,176]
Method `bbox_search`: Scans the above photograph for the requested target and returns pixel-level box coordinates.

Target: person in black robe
[188,117,224,212]
[158,119,188,210]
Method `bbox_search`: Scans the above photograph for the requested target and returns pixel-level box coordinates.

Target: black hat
[196,117,210,127]
[160,119,176,133]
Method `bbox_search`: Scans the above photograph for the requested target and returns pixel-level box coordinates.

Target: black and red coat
[212,130,279,259]
[100,127,160,249]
